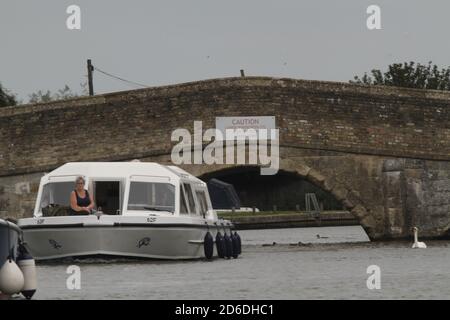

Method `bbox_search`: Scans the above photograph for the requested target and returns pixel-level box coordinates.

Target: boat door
[90,179,125,215]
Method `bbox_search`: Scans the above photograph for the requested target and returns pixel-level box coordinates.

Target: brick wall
[1,76,450,178]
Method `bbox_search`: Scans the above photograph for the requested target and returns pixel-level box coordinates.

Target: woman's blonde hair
[75,176,85,185]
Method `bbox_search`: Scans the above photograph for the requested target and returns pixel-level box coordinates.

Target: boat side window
[195,190,208,218]
[183,183,197,214]
[127,182,175,213]
[179,184,189,214]
[40,182,74,216]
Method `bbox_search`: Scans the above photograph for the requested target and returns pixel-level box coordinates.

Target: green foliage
[351,61,450,91]
[28,82,88,104]
[29,84,75,104]
[0,82,17,107]
[1,82,89,107]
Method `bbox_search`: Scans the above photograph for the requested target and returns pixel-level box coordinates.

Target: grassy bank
[217,210,349,219]
[216,210,359,230]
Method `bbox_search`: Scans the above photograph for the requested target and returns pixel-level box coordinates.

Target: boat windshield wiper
[143,206,173,213]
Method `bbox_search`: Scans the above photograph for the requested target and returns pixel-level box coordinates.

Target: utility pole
[87,59,94,96]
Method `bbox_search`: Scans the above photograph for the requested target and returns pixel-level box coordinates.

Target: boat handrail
[130,175,171,182]
[48,174,85,180]
[0,219,23,235]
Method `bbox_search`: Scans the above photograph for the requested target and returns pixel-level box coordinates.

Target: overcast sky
[1,0,450,102]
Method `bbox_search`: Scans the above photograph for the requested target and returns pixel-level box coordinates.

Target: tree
[0,82,17,107]
[351,61,450,91]
[28,90,53,104]
[28,83,88,104]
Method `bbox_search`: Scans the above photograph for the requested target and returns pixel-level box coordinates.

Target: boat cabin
[34,162,216,219]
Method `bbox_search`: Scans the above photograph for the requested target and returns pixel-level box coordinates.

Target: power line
[93,66,150,88]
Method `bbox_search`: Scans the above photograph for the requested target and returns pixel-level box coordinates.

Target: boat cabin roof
[42,162,204,185]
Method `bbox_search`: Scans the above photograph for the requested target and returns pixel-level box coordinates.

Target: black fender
[224,232,233,259]
[234,231,242,255]
[204,232,214,260]
[215,232,225,258]
[231,232,239,258]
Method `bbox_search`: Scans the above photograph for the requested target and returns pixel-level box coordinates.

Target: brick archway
[183,157,380,240]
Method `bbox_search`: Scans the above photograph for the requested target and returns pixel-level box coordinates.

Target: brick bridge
[1,77,450,240]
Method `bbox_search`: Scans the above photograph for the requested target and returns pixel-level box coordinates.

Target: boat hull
[19,216,233,260]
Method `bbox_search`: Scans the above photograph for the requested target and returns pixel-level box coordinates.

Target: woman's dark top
[75,189,91,207]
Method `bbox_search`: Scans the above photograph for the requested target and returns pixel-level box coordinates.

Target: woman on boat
[70,176,94,215]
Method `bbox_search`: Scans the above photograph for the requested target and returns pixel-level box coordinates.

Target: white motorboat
[18,162,241,261]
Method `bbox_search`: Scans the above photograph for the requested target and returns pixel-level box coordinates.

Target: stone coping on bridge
[2,76,450,116]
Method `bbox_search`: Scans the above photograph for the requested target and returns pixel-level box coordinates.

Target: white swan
[412,227,427,249]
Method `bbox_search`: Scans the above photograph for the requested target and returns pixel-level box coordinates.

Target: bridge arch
[184,158,379,240]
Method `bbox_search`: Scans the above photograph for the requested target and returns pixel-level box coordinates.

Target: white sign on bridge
[215,116,276,141]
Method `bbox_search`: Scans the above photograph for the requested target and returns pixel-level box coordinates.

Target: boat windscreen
[127,182,175,213]
[39,181,74,215]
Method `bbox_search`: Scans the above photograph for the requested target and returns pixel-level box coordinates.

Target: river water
[31,226,450,300]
